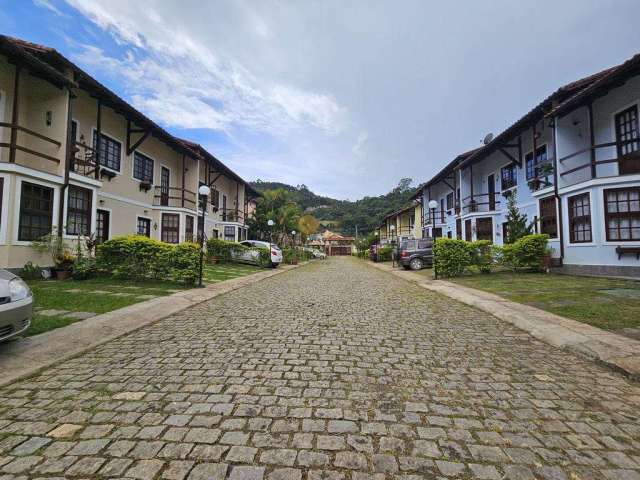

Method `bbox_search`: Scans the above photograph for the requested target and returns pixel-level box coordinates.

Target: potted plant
[31,230,75,280]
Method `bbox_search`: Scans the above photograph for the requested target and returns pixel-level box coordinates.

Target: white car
[0,269,33,342]
[304,247,326,259]
[234,240,283,267]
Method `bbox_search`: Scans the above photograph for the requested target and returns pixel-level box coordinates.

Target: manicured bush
[501,233,549,271]
[433,238,471,277]
[168,242,200,285]
[20,261,42,280]
[468,240,493,273]
[72,257,97,280]
[97,235,200,283]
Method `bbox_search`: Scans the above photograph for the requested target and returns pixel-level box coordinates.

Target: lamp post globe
[198,185,211,197]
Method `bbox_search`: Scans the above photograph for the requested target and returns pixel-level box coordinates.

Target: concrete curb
[367,261,640,380]
[0,263,303,387]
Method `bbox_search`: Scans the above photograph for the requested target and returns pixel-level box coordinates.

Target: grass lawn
[449,272,640,332]
[25,262,264,336]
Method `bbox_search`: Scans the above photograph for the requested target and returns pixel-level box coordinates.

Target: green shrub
[500,233,549,271]
[168,242,200,285]
[96,235,199,283]
[433,238,471,278]
[20,261,42,280]
[255,247,271,266]
[206,238,248,262]
[377,245,393,262]
[72,257,97,280]
[468,240,493,273]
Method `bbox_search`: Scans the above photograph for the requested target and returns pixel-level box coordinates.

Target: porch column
[58,89,75,236]
[588,102,596,179]
[9,66,22,163]
[95,99,102,180]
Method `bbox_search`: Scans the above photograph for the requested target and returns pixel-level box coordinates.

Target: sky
[1,1,640,200]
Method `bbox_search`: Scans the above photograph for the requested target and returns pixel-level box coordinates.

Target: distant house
[376,201,422,244]
[323,233,355,256]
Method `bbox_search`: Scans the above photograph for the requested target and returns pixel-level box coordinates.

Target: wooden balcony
[218,208,245,224]
[461,193,501,214]
[558,139,640,180]
[0,121,62,167]
[153,186,196,209]
[69,140,98,178]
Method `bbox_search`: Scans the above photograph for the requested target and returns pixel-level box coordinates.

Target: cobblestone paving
[1,257,640,480]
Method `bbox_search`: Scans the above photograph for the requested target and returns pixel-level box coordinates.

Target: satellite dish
[483,133,494,145]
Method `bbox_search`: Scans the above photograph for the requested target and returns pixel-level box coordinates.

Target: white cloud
[33,0,65,16]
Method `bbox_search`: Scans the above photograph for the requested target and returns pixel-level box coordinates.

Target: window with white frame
[501,164,517,190]
[18,182,54,241]
[604,187,640,241]
[224,225,235,241]
[133,152,154,182]
[92,131,121,172]
[568,193,592,243]
[66,185,92,236]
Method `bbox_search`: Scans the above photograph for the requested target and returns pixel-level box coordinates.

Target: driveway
[0,257,639,480]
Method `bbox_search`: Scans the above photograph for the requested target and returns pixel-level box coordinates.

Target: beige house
[0,35,258,269]
[376,202,422,244]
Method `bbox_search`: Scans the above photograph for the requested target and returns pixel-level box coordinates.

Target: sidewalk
[0,264,301,387]
[368,261,640,380]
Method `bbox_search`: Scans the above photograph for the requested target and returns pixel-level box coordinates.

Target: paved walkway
[1,257,639,480]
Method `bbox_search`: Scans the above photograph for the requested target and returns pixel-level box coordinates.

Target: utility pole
[355,225,358,239]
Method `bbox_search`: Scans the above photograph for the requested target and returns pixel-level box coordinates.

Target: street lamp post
[267,219,275,266]
[428,199,439,279]
[198,184,211,288]
[390,224,396,267]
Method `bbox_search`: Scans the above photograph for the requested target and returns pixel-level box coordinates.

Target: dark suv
[398,239,433,270]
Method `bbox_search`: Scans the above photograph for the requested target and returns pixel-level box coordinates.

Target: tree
[247,188,301,244]
[504,190,533,244]
[298,214,320,243]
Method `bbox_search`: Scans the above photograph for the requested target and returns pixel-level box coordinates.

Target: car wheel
[410,258,423,270]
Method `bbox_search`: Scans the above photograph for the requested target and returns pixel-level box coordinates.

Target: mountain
[250,178,417,236]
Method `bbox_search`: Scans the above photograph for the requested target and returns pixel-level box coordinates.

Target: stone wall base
[552,263,640,279]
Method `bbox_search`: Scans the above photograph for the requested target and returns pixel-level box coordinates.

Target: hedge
[377,245,393,262]
[96,235,200,284]
[501,233,549,271]
[206,238,248,262]
[433,234,549,278]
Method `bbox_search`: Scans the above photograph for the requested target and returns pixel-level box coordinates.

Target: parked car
[233,240,283,267]
[303,247,326,259]
[0,269,33,342]
[398,239,433,270]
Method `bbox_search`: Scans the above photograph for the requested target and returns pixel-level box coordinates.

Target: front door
[222,195,227,221]
[96,209,110,244]
[488,174,496,210]
[477,217,493,242]
[160,167,170,206]
[456,218,462,240]
[464,219,472,242]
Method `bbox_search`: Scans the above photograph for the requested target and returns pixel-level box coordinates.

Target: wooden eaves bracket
[126,119,151,155]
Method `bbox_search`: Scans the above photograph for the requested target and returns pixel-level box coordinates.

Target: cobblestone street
[1,257,640,480]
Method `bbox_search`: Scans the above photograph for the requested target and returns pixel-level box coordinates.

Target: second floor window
[501,164,517,190]
[526,145,549,180]
[615,105,639,158]
[446,192,454,211]
[66,185,92,236]
[133,152,154,182]
[93,131,121,172]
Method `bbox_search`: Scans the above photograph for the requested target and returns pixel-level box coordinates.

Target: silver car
[0,270,33,342]
[234,241,283,267]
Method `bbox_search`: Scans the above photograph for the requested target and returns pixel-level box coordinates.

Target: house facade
[416,53,640,277]
[0,35,258,269]
[377,202,422,245]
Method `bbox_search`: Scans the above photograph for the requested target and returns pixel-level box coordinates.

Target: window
[568,193,592,243]
[501,164,517,190]
[456,188,461,213]
[446,192,454,211]
[615,105,639,158]
[133,152,154,182]
[224,225,235,241]
[476,217,493,242]
[137,217,151,237]
[464,219,472,242]
[185,215,194,242]
[96,209,109,244]
[19,182,54,241]
[66,186,92,236]
[604,187,640,241]
[161,213,180,243]
[526,145,549,180]
[539,197,558,238]
[92,131,121,172]
[440,199,445,222]
[212,188,220,208]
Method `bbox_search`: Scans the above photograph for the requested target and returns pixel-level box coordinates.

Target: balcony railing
[558,140,640,180]
[0,121,62,166]
[425,210,447,224]
[153,186,196,209]
[70,140,99,178]
[461,193,501,213]
[218,208,245,224]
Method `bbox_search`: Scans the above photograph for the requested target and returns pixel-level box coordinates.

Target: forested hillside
[250,178,417,235]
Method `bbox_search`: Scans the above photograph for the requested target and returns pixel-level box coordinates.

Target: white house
[418,53,640,277]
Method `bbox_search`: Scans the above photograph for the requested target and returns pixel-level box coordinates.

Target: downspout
[58,88,75,236]
[551,116,565,262]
